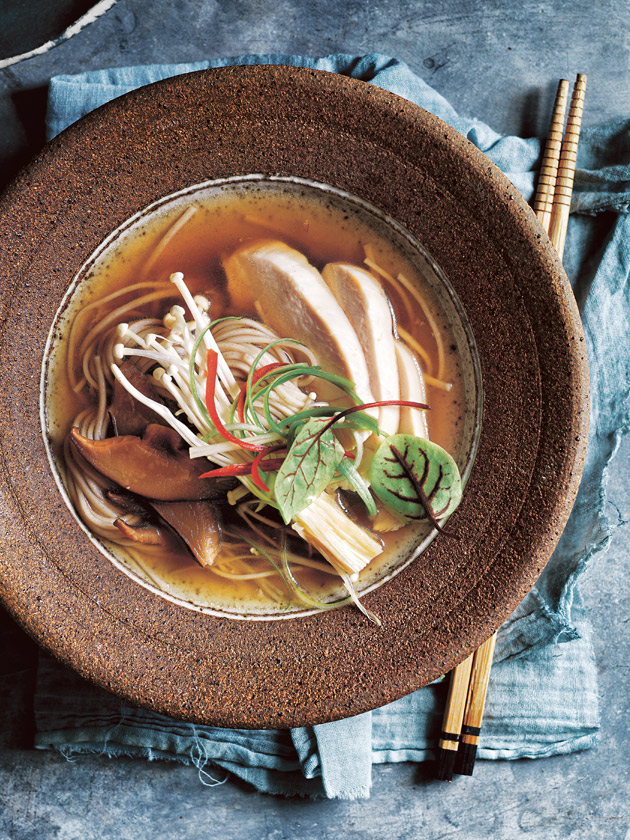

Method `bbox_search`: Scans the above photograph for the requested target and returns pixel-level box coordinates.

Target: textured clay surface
[0,66,589,728]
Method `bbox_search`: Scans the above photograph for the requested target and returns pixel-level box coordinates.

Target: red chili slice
[205,350,273,453]
[250,444,287,493]
[199,459,286,480]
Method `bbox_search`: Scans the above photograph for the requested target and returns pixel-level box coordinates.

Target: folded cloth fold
[32,53,629,799]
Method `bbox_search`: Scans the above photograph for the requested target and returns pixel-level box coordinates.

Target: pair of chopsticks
[533,73,587,256]
[436,634,496,780]
[436,73,587,782]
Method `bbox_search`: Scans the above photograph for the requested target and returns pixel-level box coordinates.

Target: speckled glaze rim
[0,65,589,728]
[40,173,484,621]
[0,0,118,70]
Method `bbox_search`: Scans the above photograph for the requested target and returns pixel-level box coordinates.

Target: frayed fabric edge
[372,730,600,765]
[476,730,600,761]
[558,426,629,618]
[36,742,372,800]
[38,741,228,786]
[38,741,195,764]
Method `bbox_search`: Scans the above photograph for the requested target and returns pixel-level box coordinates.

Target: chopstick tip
[455,741,478,776]
[436,747,458,782]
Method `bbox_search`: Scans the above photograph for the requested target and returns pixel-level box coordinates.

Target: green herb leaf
[338,458,378,517]
[274,417,345,523]
[369,434,462,524]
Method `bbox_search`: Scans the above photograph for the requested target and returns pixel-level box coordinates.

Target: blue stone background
[1,1,628,837]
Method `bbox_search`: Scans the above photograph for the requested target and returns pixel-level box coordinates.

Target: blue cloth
[36,53,629,799]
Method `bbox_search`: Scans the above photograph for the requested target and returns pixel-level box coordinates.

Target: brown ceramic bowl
[0,66,588,728]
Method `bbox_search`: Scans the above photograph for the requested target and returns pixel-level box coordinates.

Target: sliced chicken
[223,241,373,405]
[322,263,400,435]
[69,424,233,501]
[371,505,406,533]
[395,341,430,439]
[150,501,221,567]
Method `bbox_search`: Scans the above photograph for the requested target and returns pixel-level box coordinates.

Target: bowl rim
[40,171,485,621]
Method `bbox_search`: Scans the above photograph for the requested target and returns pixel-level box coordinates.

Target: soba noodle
[50,186,468,620]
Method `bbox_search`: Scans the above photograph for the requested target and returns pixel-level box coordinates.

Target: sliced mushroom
[69,424,231,501]
[114,517,183,547]
[322,262,400,435]
[106,488,148,514]
[150,500,221,567]
[109,360,168,436]
[223,240,374,405]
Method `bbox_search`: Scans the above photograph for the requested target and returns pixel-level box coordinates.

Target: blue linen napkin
[34,53,629,799]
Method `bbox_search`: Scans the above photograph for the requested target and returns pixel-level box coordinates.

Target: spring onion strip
[257,367,314,436]
[255,366,363,431]
[244,363,309,433]
[331,420,379,434]
[224,530,291,605]
[263,387,283,436]
[337,459,377,516]
[339,569,381,626]
[245,339,309,429]
[313,400,429,442]
[276,406,339,428]
[280,534,353,610]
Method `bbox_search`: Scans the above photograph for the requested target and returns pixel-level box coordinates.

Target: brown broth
[45,178,477,617]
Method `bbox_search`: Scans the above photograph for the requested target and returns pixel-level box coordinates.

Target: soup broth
[44,177,480,618]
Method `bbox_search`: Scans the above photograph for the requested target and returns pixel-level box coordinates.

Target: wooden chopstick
[436,651,474,781]
[548,73,587,256]
[436,74,586,783]
[533,79,570,232]
[454,632,497,775]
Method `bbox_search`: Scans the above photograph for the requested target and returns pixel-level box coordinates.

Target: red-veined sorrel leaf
[274,417,344,523]
[369,434,462,525]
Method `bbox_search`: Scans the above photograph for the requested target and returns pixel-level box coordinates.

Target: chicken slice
[395,341,430,439]
[322,262,400,435]
[223,241,373,405]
